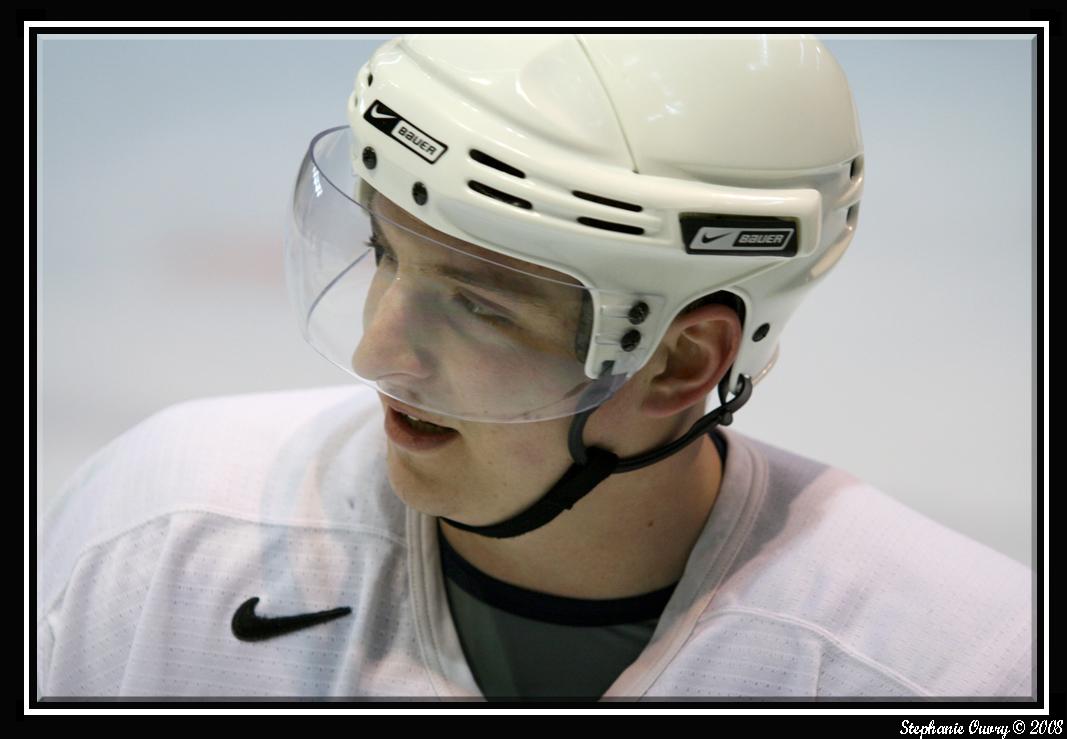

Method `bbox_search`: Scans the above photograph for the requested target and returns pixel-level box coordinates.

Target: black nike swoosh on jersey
[231,597,352,642]
[700,232,732,244]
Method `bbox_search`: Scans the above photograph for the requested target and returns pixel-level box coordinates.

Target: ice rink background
[35,33,1037,568]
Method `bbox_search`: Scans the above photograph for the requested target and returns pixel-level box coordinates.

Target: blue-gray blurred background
[36,33,1037,568]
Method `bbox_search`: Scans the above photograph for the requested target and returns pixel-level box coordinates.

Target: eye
[453,292,511,325]
[366,235,395,268]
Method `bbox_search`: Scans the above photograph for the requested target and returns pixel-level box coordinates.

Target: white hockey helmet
[286,34,863,424]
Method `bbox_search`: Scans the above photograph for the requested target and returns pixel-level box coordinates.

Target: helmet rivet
[621,330,641,352]
[412,182,428,205]
[362,147,377,170]
[753,323,770,342]
[367,73,374,87]
[628,301,650,325]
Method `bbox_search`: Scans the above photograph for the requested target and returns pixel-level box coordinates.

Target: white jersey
[36,385,1033,699]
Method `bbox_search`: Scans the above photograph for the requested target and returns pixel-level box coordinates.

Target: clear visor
[284,127,627,423]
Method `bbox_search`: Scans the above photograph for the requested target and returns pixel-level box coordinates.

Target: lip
[380,395,457,430]
[380,395,461,453]
[384,406,461,452]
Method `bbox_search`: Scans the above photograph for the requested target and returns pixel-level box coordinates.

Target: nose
[352,274,436,382]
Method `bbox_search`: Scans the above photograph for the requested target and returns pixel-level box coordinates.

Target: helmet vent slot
[470,150,525,179]
[573,191,643,213]
[468,181,532,210]
[847,202,860,226]
[576,217,644,236]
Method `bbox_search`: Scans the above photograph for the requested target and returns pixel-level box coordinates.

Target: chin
[384,448,461,519]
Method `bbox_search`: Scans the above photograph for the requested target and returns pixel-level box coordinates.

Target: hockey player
[37,34,1032,700]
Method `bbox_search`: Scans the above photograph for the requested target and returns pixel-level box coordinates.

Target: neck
[437,428,724,600]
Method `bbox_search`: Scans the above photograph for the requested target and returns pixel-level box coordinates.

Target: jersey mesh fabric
[36,385,1034,699]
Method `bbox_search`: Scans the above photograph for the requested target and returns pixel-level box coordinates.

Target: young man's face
[353,193,654,525]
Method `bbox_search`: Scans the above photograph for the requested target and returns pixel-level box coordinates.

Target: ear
[638,304,742,419]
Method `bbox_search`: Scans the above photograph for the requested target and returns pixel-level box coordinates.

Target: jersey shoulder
[37,384,399,621]
[706,431,1033,697]
[41,384,383,521]
[36,385,421,697]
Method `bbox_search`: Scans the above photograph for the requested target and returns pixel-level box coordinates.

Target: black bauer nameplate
[680,215,799,257]
[364,100,449,165]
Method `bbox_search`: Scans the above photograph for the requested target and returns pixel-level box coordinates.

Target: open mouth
[383,400,462,452]
[395,410,455,435]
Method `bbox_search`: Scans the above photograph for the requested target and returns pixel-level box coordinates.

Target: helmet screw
[362,147,377,170]
[627,301,650,325]
[621,330,641,352]
[412,182,428,205]
[753,323,770,342]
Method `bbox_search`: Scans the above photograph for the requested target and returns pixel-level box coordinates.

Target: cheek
[457,346,581,410]
[466,419,572,472]
[580,377,647,449]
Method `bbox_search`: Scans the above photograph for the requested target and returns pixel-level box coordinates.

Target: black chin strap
[439,374,752,539]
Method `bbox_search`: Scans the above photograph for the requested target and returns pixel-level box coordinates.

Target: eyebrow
[370,214,555,301]
[435,262,554,301]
